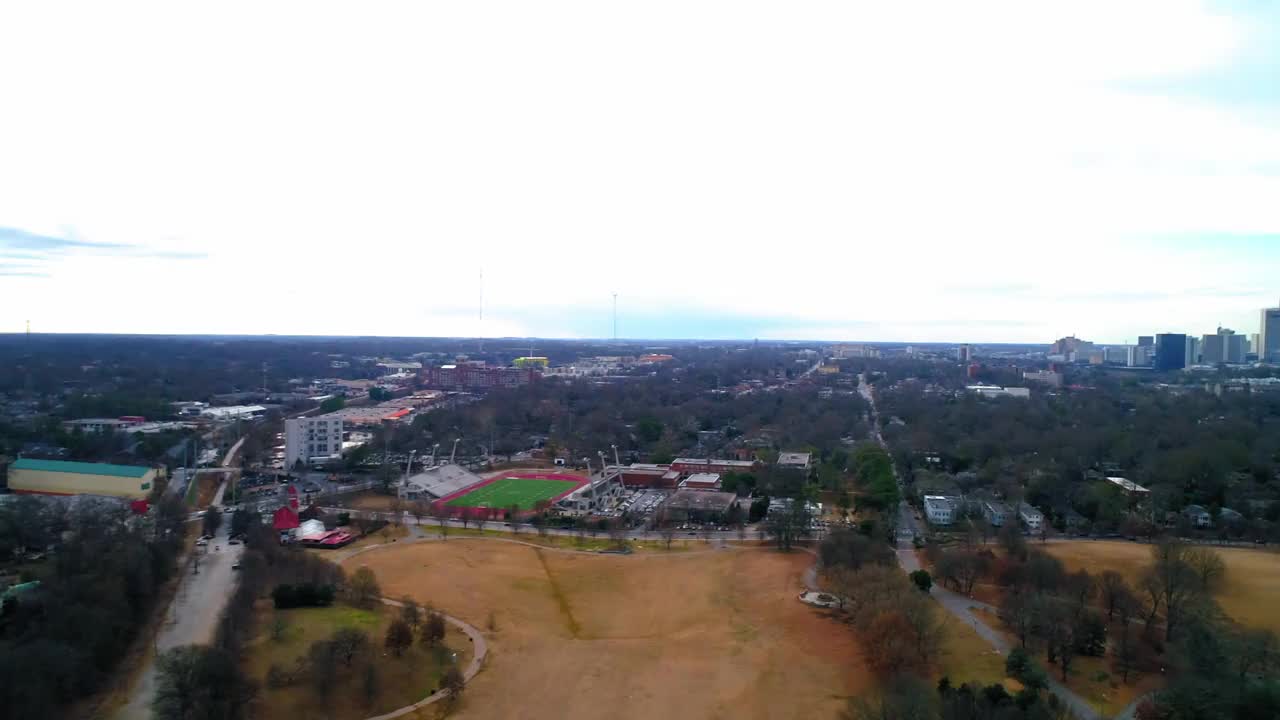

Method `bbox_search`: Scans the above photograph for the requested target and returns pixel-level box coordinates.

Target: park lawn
[1043,541,1280,633]
[244,602,469,720]
[442,526,704,553]
[446,477,579,511]
[936,611,1009,687]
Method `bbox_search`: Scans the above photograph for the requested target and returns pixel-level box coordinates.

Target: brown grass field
[1043,540,1280,633]
[343,541,877,720]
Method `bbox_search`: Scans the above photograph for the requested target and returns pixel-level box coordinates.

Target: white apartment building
[923,495,956,525]
[1018,503,1045,531]
[285,416,345,468]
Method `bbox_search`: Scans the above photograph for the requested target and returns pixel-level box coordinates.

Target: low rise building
[1183,504,1212,528]
[61,417,142,434]
[967,385,1031,399]
[1022,370,1063,387]
[664,489,737,522]
[777,452,812,471]
[923,495,956,525]
[680,473,722,491]
[1018,503,1045,531]
[670,457,760,475]
[8,458,156,499]
[983,501,1012,527]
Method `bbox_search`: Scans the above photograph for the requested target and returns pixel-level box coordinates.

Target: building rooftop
[777,452,812,468]
[11,458,152,478]
[1106,477,1149,493]
[665,489,737,513]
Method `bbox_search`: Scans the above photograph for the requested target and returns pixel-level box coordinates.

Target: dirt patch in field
[345,541,871,720]
[1043,541,1280,633]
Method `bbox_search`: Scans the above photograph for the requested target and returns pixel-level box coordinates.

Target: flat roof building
[777,452,812,471]
[923,495,956,525]
[680,473,722,490]
[8,458,156,499]
[1106,476,1149,494]
[664,489,737,522]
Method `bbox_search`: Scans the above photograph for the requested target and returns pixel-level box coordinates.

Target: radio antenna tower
[478,268,484,353]
[612,293,618,341]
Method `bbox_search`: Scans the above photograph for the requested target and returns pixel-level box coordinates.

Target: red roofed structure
[273,506,300,531]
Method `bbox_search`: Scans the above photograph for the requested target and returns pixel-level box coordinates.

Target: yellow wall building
[8,458,156,499]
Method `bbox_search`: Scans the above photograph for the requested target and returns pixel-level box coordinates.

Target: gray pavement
[114,523,245,720]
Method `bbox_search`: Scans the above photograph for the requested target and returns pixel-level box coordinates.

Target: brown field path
[342,538,871,720]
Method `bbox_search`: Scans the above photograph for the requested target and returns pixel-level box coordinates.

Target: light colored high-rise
[1261,306,1280,363]
[285,416,345,469]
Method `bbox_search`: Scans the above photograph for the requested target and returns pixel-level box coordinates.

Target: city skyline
[2,2,1279,342]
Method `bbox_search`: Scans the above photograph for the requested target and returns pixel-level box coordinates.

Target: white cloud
[0,1,1276,341]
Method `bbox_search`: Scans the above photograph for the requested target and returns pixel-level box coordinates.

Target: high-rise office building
[1186,336,1199,368]
[1261,306,1280,363]
[1228,334,1247,363]
[1154,333,1187,372]
[1251,333,1263,358]
[1137,336,1154,347]
[1200,327,1245,364]
[957,344,972,362]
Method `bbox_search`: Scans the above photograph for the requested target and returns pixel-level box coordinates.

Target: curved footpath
[363,599,488,720]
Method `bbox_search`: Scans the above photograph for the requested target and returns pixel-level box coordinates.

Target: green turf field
[445,477,581,510]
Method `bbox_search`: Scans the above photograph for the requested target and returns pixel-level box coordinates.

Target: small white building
[923,495,956,525]
[1018,503,1045,531]
[284,416,345,468]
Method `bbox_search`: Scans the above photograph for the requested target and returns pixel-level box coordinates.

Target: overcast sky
[2,1,1278,343]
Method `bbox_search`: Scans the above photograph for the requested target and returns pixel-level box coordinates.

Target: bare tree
[384,619,413,657]
[400,596,421,629]
[441,666,465,710]
[657,510,677,550]
[431,503,450,540]
[388,496,404,527]
[1184,546,1227,593]
[1099,570,1129,623]
[1148,539,1204,640]
[421,611,446,647]
[409,500,428,529]
[346,567,382,609]
[473,508,488,533]
[900,593,947,667]
[606,516,628,550]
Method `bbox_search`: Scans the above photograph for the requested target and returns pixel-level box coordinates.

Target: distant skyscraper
[1137,336,1154,347]
[1201,329,1226,364]
[1227,334,1247,363]
[1261,306,1280,363]
[1154,333,1187,372]
[1251,333,1262,358]
[957,344,972,362]
[1186,336,1200,367]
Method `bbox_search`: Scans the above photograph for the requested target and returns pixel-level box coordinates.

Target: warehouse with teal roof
[7,458,156,499]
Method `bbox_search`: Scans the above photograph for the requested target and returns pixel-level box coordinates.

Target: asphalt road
[114,523,245,720]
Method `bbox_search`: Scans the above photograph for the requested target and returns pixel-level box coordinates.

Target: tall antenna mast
[479,268,484,353]
[612,293,618,341]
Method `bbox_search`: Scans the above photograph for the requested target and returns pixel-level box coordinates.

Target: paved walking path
[364,599,488,720]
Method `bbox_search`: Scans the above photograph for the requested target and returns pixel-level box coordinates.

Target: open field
[243,602,470,719]
[343,540,877,720]
[1043,540,1280,633]
[445,476,581,511]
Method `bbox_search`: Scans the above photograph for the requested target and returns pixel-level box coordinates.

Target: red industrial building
[615,463,681,488]
[669,457,760,475]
